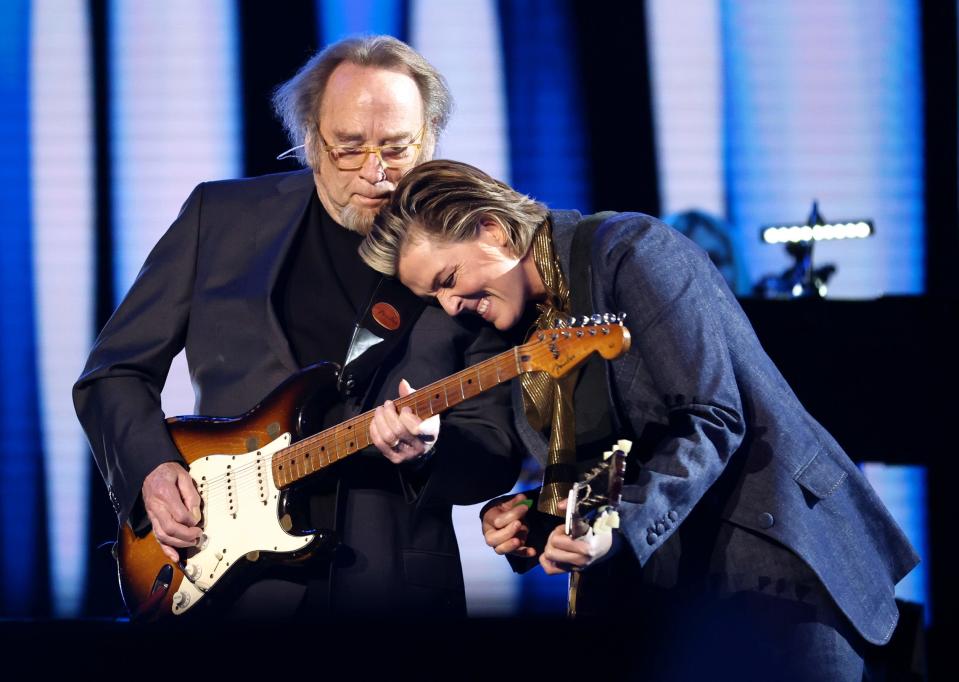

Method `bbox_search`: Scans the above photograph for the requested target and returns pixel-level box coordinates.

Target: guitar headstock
[517,313,631,379]
[565,439,631,540]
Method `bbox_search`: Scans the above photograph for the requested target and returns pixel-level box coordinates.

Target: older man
[74,36,519,620]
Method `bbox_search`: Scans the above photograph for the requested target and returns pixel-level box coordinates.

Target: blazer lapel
[250,170,316,376]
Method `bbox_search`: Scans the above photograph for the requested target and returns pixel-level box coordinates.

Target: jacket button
[655,522,665,534]
[646,532,658,545]
[668,510,678,522]
[758,512,775,529]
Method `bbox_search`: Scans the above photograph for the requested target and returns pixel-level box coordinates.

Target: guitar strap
[302,275,426,615]
[510,211,630,469]
[338,274,426,406]
[567,211,625,619]
[568,211,628,460]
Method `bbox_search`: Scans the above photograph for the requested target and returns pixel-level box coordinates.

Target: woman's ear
[478,216,509,246]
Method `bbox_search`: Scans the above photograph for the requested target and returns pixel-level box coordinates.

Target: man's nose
[358,150,386,183]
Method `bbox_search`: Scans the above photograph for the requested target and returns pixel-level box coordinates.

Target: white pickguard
[169,432,314,616]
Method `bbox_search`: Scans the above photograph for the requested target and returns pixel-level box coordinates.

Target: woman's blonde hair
[360,159,549,275]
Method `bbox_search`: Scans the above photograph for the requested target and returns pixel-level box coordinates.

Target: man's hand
[369,379,440,464]
[539,499,613,575]
[482,493,537,559]
[142,461,203,563]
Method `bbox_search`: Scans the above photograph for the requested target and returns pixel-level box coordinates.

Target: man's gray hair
[272,35,452,167]
[360,160,550,276]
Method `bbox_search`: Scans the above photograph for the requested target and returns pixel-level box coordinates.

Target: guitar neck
[271,319,630,488]
[272,344,527,488]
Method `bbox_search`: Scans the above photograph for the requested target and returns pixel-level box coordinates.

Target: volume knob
[183,563,201,581]
[172,591,190,609]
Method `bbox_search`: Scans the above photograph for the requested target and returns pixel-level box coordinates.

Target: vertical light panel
[861,463,929,623]
[110,0,241,416]
[410,0,510,182]
[411,0,516,613]
[646,0,724,217]
[499,0,589,212]
[30,0,94,617]
[723,0,924,297]
[0,0,44,616]
[318,0,404,45]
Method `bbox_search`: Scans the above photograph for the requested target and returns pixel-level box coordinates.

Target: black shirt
[274,192,381,368]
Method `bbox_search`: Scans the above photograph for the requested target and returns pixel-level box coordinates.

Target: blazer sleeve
[402,318,523,508]
[73,183,204,526]
[596,214,746,567]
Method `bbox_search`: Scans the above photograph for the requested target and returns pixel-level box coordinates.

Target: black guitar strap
[568,212,630,463]
[339,274,426,407]
[303,274,426,614]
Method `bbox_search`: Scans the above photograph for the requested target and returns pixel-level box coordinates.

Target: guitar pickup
[225,464,237,519]
[256,451,268,504]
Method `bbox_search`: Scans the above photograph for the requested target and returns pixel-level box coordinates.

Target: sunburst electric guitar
[117,315,630,621]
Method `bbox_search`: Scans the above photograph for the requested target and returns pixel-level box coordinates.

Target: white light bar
[761,220,873,244]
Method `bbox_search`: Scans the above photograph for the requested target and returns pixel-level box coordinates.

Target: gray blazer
[514,210,918,644]
[74,169,520,615]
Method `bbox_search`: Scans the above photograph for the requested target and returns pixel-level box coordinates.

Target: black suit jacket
[74,169,520,616]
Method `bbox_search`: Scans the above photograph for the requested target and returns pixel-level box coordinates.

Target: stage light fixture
[754,201,873,299]
[761,220,873,245]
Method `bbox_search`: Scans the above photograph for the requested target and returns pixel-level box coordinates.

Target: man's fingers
[145,485,192,527]
[372,406,399,447]
[151,508,202,548]
[144,466,198,528]
[369,413,395,453]
[155,525,201,548]
[389,406,424,445]
[164,492,196,527]
[397,408,424,434]
[381,400,401,431]
[175,469,202,520]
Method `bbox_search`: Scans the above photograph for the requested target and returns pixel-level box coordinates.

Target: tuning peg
[618,312,627,323]
[608,313,619,323]
[590,313,603,325]
[580,315,591,327]
[602,313,611,323]
[568,317,578,327]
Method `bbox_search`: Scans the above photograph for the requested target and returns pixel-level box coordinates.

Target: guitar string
[192,354,518,497]
[192,350,526,496]
[185,336,598,498]
[181,331,616,497]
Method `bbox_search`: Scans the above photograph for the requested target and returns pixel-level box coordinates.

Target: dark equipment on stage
[754,201,874,299]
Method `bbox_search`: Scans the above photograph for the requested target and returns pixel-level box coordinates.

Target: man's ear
[478,216,508,246]
[304,129,320,169]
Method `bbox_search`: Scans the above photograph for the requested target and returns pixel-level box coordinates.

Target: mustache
[356,180,395,199]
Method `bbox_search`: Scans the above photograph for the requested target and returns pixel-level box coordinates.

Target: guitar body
[113,318,631,622]
[116,362,341,621]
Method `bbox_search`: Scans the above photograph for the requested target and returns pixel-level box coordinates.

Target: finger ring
[391,438,402,449]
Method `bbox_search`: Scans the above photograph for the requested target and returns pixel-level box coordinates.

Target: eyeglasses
[320,124,426,170]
